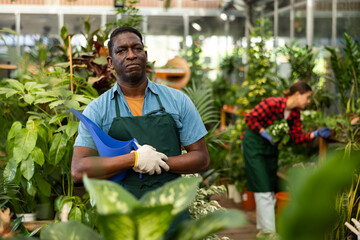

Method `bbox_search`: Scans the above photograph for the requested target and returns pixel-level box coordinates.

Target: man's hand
[260,129,276,146]
[133,145,170,175]
[314,127,331,138]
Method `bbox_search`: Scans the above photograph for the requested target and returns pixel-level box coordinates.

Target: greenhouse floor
[212,194,257,240]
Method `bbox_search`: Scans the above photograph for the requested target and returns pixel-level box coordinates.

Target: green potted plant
[36,176,247,240]
[0,68,95,220]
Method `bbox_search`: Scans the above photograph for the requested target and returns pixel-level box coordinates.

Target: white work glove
[132,144,170,175]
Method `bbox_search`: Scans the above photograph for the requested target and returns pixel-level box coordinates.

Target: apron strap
[114,93,121,118]
[114,91,165,117]
[155,94,165,111]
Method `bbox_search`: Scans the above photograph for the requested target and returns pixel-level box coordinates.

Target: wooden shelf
[0,64,17,70]
[220,105,247,130]
[23,220,54,232]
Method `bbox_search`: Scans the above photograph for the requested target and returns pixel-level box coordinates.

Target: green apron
[108,92,189,238]
[243,128,278,192]
[243,115,294,192]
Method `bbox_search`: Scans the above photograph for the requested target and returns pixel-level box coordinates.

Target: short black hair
[107,26,143,57]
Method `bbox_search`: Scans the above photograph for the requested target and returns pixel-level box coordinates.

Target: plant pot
[275,191,290,216]
[36,202,54,220]
[227,184,236,199]
[233,188,242,204]
[17,213,36,222]
[241,188,255,210]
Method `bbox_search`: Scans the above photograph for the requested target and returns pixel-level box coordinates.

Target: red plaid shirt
[244,97,312,144]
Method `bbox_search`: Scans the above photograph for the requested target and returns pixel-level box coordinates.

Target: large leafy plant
[326,33,360,153]
[278,150,360,240]
[55,1,144,95]
[0,68,95,214]
[237,18,279,109]
[182,83,223,151]
[326,33,360,115]
[279,43,332,111]
[31,176,246,240]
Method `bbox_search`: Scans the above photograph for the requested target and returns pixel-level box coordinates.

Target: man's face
[108,32,148,85]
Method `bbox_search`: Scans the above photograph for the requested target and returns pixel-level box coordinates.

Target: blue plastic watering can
[70,108,139,181]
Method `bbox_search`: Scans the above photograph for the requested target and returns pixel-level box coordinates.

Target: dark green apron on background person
[243,115,293,192]
[243,128,278,192]
[107,92,189,238]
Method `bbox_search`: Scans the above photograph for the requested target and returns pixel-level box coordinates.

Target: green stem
[51,186,60,197]
[62,174,66,196]
[351,65,359,101]
[54,108,63,127]
[34,104,53,119]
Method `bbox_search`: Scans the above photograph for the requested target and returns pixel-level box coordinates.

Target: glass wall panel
[64,15,101,34]
[0,14,15,30]
[229,16,245,41]
[145,16,184,67]
[0,14,16,47]
[21,14,58,35]
[313,0,332,46]
[147,16,183,36]
[146,35,183,67]
[336,0,360,43]
[106,15,117,27]
[278,12,291,47]
[280,0,291,8]
[189,16,219,36]
[279,10,290,42]
[294,5,307,44]
[0,14,16,78]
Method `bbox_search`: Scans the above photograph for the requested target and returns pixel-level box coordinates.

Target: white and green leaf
[83,175,139,215]
[40,221,103,240]
[140,176,201,215]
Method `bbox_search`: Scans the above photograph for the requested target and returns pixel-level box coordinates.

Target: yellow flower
[259,89,266,95]
[258,78,266,84]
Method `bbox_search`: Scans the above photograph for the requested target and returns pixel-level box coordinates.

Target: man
[71,26,209,199]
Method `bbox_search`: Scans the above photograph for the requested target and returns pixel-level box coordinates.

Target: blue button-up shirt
[75,79,207,150]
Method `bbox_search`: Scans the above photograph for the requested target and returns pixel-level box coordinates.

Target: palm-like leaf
[182,84,219,126]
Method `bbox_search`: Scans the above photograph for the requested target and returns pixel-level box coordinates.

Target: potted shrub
[38,176,247,240]
[0,69,95,221]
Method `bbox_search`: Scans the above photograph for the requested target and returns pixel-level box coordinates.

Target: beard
[116,67,147,86]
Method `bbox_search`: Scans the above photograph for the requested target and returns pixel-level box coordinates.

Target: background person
[242,81,330,238]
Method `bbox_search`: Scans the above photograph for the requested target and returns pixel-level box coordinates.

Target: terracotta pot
[241,188,255,210]
[276,191,290,215]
